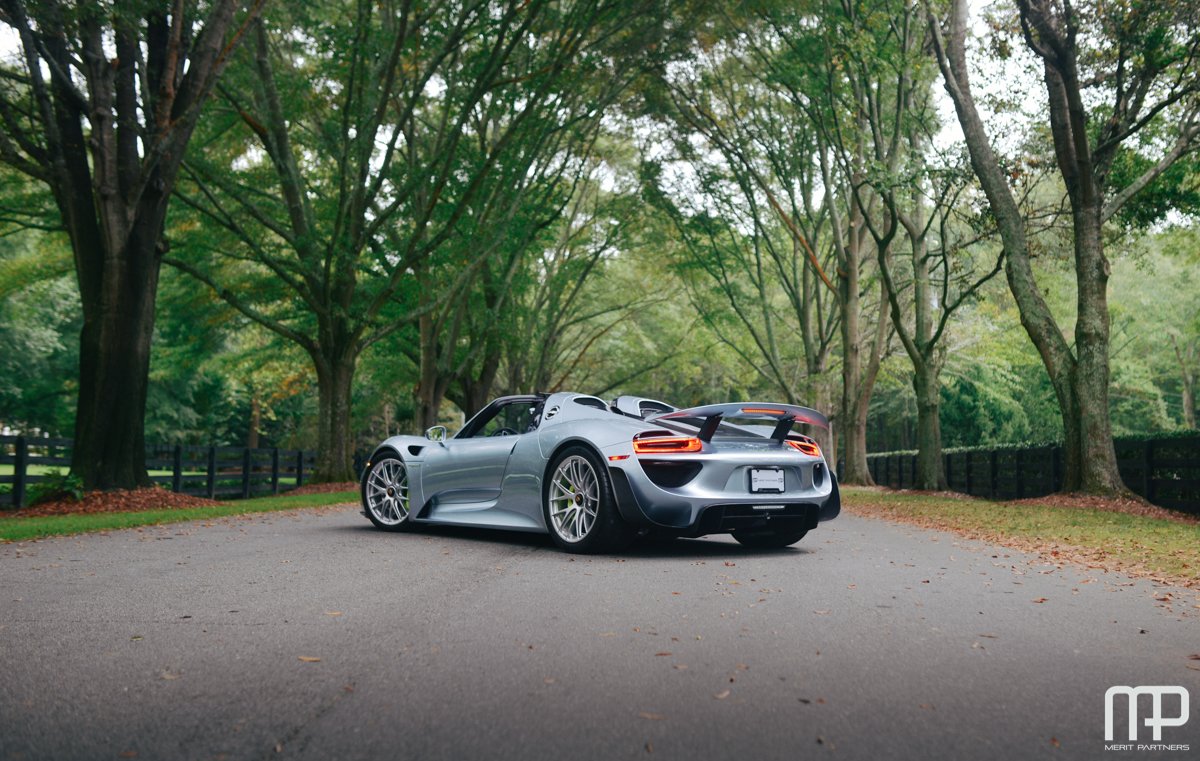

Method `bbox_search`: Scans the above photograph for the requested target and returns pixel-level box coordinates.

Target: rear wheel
[543,446,631,553]
[362,453,413,531]
[732,529,807,549]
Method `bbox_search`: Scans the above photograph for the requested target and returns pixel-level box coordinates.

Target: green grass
[0,464,300,485]
[841,486,1199,584]
[0,491,358,542]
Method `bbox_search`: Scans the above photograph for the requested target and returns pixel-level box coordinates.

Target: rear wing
[648,403,829,442]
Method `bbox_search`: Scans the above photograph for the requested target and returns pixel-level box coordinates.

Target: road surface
[1,505,1197,760]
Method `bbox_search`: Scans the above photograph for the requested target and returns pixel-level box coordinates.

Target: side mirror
[425,425,447,443]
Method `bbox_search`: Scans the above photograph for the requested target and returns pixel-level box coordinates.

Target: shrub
[27,470,84,506]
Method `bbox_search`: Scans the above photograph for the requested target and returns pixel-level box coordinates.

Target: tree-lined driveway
[1,506,1197,760]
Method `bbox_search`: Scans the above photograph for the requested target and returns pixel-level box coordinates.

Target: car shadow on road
[335,521,812,559]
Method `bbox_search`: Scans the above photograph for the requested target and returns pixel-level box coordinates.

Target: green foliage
[1107,149,1200,229]
[26,470,84,506]
[0,233,79,436]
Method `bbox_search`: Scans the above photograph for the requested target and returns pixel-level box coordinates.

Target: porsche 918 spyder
[360,393,840,553]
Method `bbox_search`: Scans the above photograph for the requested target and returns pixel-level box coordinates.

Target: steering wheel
[489,427,518,437]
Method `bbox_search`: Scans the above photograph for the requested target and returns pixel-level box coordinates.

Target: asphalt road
[1,505,1197,761]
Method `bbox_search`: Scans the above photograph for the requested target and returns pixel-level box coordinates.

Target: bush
[27,470,84,506]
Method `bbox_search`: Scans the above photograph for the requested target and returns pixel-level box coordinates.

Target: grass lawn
[0,491,357,542]
[841,486,1199,588]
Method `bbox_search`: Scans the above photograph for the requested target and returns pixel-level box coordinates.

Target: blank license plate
[749,468,785,493]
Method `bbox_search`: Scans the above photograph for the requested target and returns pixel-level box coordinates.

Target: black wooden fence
[0,435,317,510]
[864,434,1200,515]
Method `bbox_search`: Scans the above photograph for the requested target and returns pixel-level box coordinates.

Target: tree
[928,0,1200,493]
[645,3,902,478]
[0,0,263,488]
[171,0,664,480]
[812,0,1005,489]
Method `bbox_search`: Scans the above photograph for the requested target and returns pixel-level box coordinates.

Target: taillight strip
[632,436,703,454]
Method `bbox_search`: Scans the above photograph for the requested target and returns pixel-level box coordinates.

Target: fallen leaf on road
[1050,737,1060,748]
[599,632,617,637]
[543,678,556,685]
[798,698,811,704]
[724,562,736,567]
[919,703,934,710]
[673,664,688,670]
[654,652,672,657]
[298,656,321,663]
[324,611,343,617]
[645,741,653,753]
[160,670,180,681]
[813,609,831,615]
[638,712,666,721]
[1032,598,1048,603]
[713,689,730,700]
[1187,654,1200,660]
[978,634,998,639]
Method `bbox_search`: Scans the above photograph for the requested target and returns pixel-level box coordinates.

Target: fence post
[990,449,999,499]
[13,435,27,509]
[172,445,183,493]
[271,448,280,495]
[206,446,216,499]
[965,452,973,496]
[242,448,251,499]
[1142,440,1154,502]
[296,450,305,488]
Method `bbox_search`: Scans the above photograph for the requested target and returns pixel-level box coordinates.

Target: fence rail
[864,434,1200,515]
[0,436,318,510]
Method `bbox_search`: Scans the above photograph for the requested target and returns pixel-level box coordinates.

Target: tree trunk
[1064,205,1125,493]
[416,312,451,431]
[247,392,261,449]
[313,352,357,482]
[1173,337,1196,429]
[912,361,945,490]
[837,202,871,485]
[1183,372,1197,430]
[71,221,162,490]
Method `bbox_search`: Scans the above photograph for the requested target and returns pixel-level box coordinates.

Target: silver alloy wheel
[547,454,599,543]
[366,457,410,526]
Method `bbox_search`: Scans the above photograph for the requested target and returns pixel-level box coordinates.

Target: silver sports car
[360,392,840,553]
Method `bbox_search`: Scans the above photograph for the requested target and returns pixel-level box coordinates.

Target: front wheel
[362,453,413,531]
[732,529,807,549]
[543,446,632,554]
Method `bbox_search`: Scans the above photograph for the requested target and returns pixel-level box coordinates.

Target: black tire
[361,451,415,532]
[542,445,632,554]
[731,529,808,549]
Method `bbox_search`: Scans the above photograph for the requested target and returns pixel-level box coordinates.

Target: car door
[420,435,520,510]
[419,399,539,513]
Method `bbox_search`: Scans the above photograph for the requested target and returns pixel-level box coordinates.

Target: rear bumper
[610,466,840,536]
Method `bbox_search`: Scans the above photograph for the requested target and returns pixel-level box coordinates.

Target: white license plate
[749,468,785,493]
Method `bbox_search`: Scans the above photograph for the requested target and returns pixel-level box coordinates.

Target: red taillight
[786,439,821,457]
[633,436,703,454]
